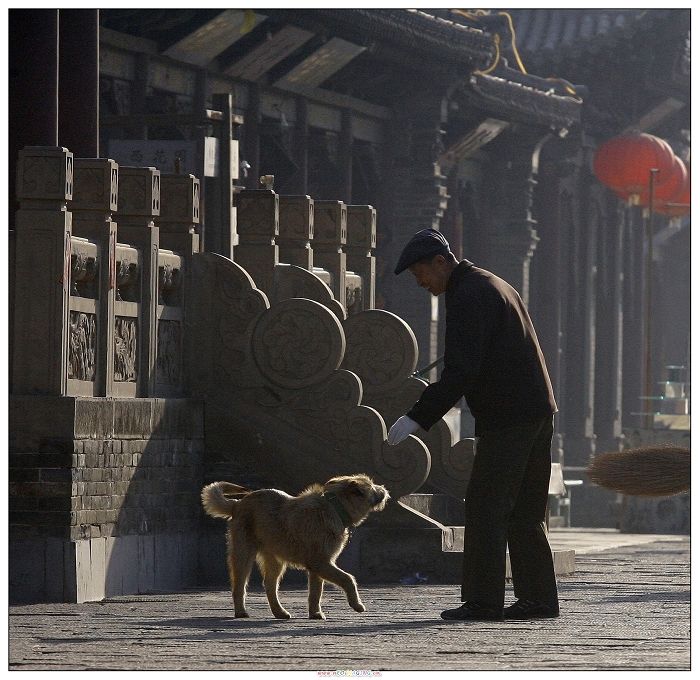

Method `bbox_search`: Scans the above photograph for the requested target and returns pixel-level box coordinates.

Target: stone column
[234,189,279,295]
[313,200,347,303]
[278,194,314,270]
[346,204,376,311]
[69,158,119,396]
[155,173,201,397]
[12,146,73,395]
[115,167,161,397]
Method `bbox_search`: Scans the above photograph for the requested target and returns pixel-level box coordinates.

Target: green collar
[323,492,354,528]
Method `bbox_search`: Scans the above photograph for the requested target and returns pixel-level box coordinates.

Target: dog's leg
[315,563,366,613]
[308,572,326,619]
[259,555,291,619]
[229,533,256,618]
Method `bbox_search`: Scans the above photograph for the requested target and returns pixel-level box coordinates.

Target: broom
[587,445,690,497]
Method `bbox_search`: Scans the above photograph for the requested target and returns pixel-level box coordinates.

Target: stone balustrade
[235,187,376,317]
[11,146,198,400]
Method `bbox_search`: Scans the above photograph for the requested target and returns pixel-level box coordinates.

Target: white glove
[387,415,419,446]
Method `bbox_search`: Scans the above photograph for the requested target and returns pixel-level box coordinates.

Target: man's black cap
[394,228,451,275]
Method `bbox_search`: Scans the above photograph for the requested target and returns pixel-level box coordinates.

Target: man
[388,228,559,621]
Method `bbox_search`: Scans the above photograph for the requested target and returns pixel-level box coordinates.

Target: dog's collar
[322,492,354,528]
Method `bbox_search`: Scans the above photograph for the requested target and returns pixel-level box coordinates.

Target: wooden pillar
[9,10,59,223]
[294,97,309,195]
[130,53,150,139]
[208,93,236,258]
[622,205,646,428]
[340,109,353,203]
[58,9,99,157]
[245,84,261,190]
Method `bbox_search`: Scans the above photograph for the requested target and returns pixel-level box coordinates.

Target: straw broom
[587,445,690,497]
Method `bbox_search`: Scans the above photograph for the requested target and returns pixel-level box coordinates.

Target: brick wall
[9,396,205,603]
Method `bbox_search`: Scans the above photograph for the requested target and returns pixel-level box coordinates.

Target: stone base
[619,494,690,534]
[9,532,201,604]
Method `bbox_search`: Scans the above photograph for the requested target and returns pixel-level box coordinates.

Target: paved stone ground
[7,531,690,672]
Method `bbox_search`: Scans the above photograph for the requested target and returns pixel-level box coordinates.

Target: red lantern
[654,163,690,217]
[638,154,687,205]
[593,133,676,200]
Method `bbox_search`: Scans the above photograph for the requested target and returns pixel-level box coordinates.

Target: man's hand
[387,415,419,446]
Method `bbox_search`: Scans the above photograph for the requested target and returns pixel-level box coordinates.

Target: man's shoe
[440,602,503,621]
[503,599,560,620]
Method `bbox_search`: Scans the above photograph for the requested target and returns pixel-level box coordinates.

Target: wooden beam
[622,98,686,134]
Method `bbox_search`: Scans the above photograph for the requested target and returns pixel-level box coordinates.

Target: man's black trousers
[461,415,559,609]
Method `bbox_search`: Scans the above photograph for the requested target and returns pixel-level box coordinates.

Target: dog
[201,473,390,620]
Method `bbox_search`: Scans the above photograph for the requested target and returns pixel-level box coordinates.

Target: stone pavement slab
[7,532,690,672]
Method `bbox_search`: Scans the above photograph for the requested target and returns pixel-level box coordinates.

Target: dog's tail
[201,481,250,519]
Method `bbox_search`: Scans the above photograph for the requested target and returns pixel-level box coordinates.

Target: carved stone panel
[346,204,376,249]
[158,174,200,225]
[70,238,100,299]
[314,200,347,245]
[68,312,96,381]
[72,159,119,212]
[114,317,138,382]
[117,167,160,217]
[271,263,346,323]
[156,320,181,385]
[16,146,73,204]
[235,189,279,239]
[251,298,345,390]
[341,310,418,395]
[278,195,314,240]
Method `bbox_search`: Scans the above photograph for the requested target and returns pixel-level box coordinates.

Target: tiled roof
[465,71,582,129]
[439,9,685,70]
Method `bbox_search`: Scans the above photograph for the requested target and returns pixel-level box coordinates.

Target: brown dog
[201,474,389,619]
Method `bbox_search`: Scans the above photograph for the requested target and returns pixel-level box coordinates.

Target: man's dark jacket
[407,260,557,436]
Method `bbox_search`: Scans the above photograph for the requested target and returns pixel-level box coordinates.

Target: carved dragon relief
[341,309,475,499]
[190,252,430,498]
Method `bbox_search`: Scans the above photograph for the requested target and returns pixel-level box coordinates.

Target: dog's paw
[273,609,292,619]
[309,611,326,620]
[351,601,367,613]
[234,611,251,618]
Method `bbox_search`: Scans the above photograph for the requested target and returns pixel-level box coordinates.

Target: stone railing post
[278,194,314,270]
[69,158,119,396]
[115,166,160,397]
[313,200,347,303]
[156,173,201,254]
[346,204,376,311]
[154,173,201,397]
[233,188,279,295]
[12,146,74,395]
